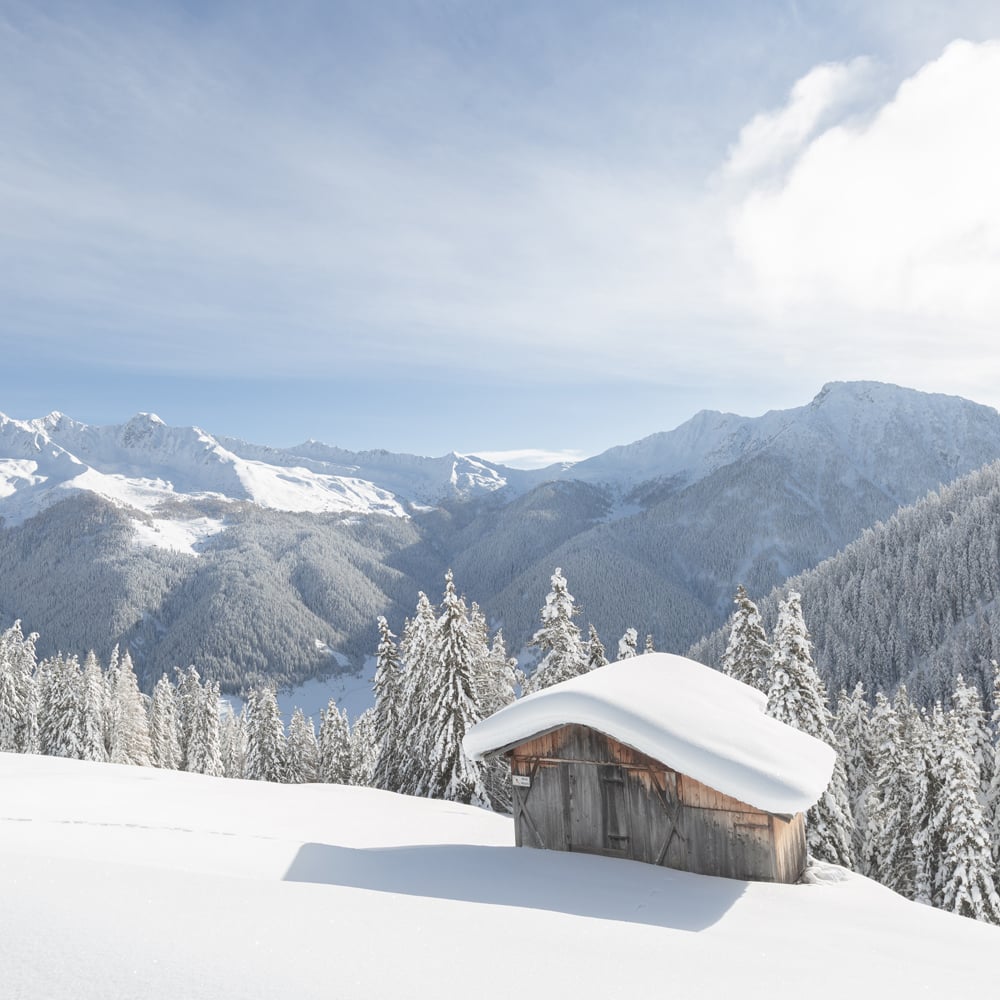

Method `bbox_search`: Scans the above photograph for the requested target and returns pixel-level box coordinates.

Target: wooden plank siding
[508,723,806,884]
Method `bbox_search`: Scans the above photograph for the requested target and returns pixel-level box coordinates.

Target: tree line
[4,566,1000,926]
[721,585,1000,925]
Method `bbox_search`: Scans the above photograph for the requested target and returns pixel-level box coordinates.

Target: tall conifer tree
[526,568,587,692]
[422,571,488,805]
[371,616,405,792]
[721,585,772,692]
[767,591,855,867]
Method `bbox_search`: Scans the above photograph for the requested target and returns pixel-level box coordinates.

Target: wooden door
[567,762,631,857]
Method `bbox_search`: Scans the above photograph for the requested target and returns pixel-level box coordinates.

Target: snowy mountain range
[3,381,1000,694]
[0,408,556,540]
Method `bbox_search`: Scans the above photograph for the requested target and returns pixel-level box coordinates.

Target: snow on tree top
[463,652,836,816]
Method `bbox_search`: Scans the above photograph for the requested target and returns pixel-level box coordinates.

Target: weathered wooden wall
[508,724,806,883]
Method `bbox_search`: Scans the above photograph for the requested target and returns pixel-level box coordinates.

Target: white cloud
[728,39,1000,343]
[471,448,587,470]
[723,57,875,181]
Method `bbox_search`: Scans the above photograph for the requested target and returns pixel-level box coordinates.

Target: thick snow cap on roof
[464,653,835,816]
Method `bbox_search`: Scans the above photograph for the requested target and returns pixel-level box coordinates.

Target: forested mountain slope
[450,382,1000,655]
[690,459,1000,707]
[4,381,1000,694]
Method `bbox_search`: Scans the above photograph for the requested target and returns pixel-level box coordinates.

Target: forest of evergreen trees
[4,568,1000,926]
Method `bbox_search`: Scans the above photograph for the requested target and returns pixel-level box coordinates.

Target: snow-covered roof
[463,653,835,816]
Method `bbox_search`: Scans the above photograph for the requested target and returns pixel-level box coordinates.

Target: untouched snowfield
[2,753,997,999]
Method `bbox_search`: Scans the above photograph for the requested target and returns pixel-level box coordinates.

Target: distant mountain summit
[2,381,1000,696]
[0,408,552,540]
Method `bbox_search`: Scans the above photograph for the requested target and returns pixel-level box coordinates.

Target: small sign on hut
[463,653,835,884]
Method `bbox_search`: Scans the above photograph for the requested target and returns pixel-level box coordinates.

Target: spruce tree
[318,699,352,784]
[911,703,947,906]
[586,624,608,670]
[936,693,1000,923]
[0,638,24,752]
[526,568,588,692]
[108,651,153,767]
[244,686,286,782]
[721,585,772,692]
[833,683,873,867]
[79,652,108,763]
[863,694,915,894]
[174,665,203,771]
[219,704,247,779]
[150,674,182,770]
[474,629,517,812]
[287,707,320,783]
[422,570,488,805]
[187,679,223,777]
[617,628,638,660]
[397,592,440,795]
[349,708,378,787]
[371,616,405,792]
[987,661,1000,870]
[767,591,855,867]
[40,655,84,759]
[0,622,38,753]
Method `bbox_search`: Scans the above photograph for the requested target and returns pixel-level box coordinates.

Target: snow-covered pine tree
[318,699,352,784]
[952,675,994,805]
[911,703,947,906]
[474,628,518,812]
[286,707,320,783]
[987,661,1000,869]
[39,654,84,759]
[79,652,108,763]
[0,641,23,752]
[833,683,872,867]
[936,687,1000,923]
[721,585,772,692]
[371,616,405,792]
[767,591,854,867]
[586,624,608,670]
[244,686,286,782]
[149,674,181,770]
[186,679,223,777]
[863,693,915,894]
[525,568,588,692]
[349,708,378,787]
[422,570,488,805]
[219,704,247,779]
[174,665,203,771]
[0,621,38,753]
[617,628,638,661]
[474,629,517,719]
[108,650,153,767]
[102,645,120,761]
[32,658,54,755]
[396,592,440,796]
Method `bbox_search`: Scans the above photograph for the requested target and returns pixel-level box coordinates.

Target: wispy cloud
[722,57,876,181]
[471,448,588,470]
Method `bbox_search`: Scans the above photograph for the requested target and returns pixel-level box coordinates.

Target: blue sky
[3,1,1000,463]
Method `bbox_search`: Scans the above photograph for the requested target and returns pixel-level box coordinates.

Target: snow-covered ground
[2,753,997,999]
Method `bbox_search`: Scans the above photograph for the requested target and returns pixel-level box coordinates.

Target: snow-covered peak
[561,382,1000,496]
[0,410,410,539]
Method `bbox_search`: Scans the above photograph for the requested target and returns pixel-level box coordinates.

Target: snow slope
[1,753,997,1000]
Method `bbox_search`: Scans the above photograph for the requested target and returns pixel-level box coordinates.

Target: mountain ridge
[3,380,1000,695]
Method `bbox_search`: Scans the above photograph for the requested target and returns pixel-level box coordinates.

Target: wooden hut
[463,653,835,884]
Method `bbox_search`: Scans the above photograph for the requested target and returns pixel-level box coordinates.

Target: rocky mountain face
[3,381,1000,694]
